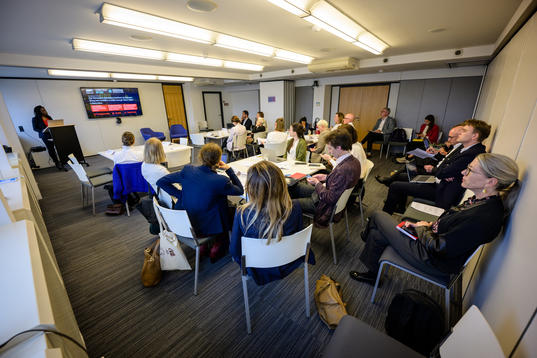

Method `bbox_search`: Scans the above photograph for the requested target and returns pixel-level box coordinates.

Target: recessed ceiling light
[186,0,218,13]
[130,34,153,41]
[73,39,165,60]
[428,27,446,33]
[48,69,110,78]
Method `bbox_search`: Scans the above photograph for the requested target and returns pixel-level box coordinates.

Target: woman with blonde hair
[350,152,520,285]
[230,160,315,285]
[141,137,169,193]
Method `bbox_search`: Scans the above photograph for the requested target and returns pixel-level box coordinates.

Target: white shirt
[227,123,247,151]
[266,131,288,144]
[113,146,143,164]
[288,139,298,161]
[377,117,387,133]
[331,123,341,131]
[333,152,352,169]
[351,143,367,178]
[141,162,170,193]
[435,142,462,168]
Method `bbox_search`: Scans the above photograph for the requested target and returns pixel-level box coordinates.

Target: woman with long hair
[31,105,61,169]
[285,122,307,161]
[141,137,169,193]
[350,153,520,284]
[230,160,315,285]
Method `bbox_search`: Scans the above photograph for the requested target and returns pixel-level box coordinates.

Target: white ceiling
[0,0,527,81]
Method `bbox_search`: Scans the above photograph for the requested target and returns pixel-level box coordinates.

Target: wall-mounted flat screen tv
[80,87,143,118]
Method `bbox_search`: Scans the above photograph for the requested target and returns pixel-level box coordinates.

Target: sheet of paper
[410,201,445,216]
[407,148,435,159]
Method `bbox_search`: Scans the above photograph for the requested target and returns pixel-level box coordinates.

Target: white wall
[0,79,169,156]
[225,90,259,124]
[467,11,537,357]
[259,81,285,130]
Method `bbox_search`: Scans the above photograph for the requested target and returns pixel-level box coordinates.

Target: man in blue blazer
[360,107,396,156]
[382,119,490,213]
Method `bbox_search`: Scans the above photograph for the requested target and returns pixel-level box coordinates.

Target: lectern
[45,124,87,166]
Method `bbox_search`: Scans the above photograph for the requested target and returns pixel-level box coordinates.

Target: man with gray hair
[360,107,396,156]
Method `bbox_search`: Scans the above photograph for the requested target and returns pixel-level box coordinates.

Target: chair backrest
[179,137,188,146]
[190,133,205,146]
[67,153,79,165]
[242,225,313,268]
[140,127,153,140]
[402,128,413,141]
[158,189,174,209]
[437,131,443,143]
[170,124,188,137]
[334,187,354,215]
[153,197,195,238]
[252,131,267,140]
[462,244,483,268]
[439,305,503,358]
[67,159,89,183]
[363,159,375,182]
[233,132,247,150]
[113,162,147,201]
[265,140,287,157]
[305,150,311,163]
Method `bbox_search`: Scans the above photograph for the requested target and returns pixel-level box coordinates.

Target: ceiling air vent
[307,57,359,73]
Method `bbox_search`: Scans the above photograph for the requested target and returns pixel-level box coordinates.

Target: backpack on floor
[385,289,445,355]
[389,128,408,142]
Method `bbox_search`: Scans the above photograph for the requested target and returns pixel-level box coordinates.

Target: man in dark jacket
[360,107,396,156]
[241,110,252,131]
[382,119,490,213]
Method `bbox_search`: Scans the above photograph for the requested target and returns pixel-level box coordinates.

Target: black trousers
[382,182,437,214]
[359,211,444,277]
[42,131,59,164]
[361,132,384,153]
[290,182,318,215]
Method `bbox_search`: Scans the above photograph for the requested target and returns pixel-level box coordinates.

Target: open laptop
[406,163,436,183]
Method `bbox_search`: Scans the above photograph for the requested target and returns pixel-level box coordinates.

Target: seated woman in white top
[141,137,170,193]
[265,117,288,144]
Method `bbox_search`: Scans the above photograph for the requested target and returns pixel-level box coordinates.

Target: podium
[45,125,87,166]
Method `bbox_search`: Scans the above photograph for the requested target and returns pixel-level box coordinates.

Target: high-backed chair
[371,244,484,329]
[385,127,413,158]
[67,159,112,215]
[265,140,287,157]
[240,224,313,334]
[170,124,188,142]
[140,127,166,141]
[303,187,354,265]
[153,197,216,295]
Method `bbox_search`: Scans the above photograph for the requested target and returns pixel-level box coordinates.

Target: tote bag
[159,230,192,271]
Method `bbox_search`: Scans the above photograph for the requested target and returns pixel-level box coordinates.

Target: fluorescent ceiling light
[100,3,213,44]
[266,0,309,16]
[274,49,313,64]
[356,33,388,54]
[309,1,364,39]
[215,34,274,57]
[158,76,194,82]
[223,61,264,72]
[111,73,157,80]
[166,53,223,67]
[303,15,355,42]
[72,39,165,60]
[48,69,110,78]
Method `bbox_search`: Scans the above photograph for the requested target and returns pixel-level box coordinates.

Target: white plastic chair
[303,187,354,265]
[240,224,313,334]
[231,132,248,160]
[153,197,216,295]
[265,140,287,157]
[357,160,375,226]
[68,153,111,178]
[179,137,188,146]
[190,133,205,146]
[67,159,112,215]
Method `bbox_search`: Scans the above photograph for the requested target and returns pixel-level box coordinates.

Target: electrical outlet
[18,126,24,132]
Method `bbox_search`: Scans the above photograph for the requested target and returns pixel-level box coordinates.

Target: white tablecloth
[99,142,192,168]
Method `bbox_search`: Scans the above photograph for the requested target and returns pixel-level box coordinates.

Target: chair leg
[242,276,252,334]
[359,196,365,227]
[329,222,337,265]
[304,263,310,318]
[126,202,130,216]
[81,184,84,208]
[386,144,390,159]
[371,263,385,303]
[91,186,95,216]
[444,288,450,330]
[194,246,200,295]
[344,209,350,241]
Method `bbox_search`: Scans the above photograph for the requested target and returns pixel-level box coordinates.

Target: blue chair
[112,162,149,216]
[169,124,188,142]
[140,127,165,141]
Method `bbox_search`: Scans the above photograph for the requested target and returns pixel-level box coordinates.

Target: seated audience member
[284,123,307,161]
[226,115,247,152]
[322,124,367,179]
[265,117,288,144]
[343,113,356,127]
[251,113,266,133]
[292,130,361,226]
[350,153,520,284]
[241,110,252,131]
[331,112,344,131]
[309,119,330,162]
[299,117,308,132]
[395,114,440,163]
[230,161,315,285]
[141,137,169,193]
[376,125,462,186]
[157,143,244,260]
[382,119,490,213]
[360,107,396,156]
[105,131,143,214]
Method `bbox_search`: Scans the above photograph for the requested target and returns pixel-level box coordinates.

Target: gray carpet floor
[35,150,446,357]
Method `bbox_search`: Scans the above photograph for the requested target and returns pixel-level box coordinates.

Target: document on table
[410,201,445,217]
[407,148,436,159]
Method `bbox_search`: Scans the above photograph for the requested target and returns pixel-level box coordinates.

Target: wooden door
[162,84,188,132]
[338,85,390,147]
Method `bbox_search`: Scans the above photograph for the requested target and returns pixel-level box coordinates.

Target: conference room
[0,0,536,357]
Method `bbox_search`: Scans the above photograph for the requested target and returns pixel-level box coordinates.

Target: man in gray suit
[360,107,396,156]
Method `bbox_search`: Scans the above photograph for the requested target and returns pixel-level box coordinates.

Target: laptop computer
[406,163,436,183]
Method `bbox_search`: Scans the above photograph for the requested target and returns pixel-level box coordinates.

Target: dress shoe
[366,152,372,158]
[395,157,409,164]
[349,270,377,285]
[375,175,392,186]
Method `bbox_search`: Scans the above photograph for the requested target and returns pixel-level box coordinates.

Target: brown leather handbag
[314,275,348,329]
[141,239,161,287]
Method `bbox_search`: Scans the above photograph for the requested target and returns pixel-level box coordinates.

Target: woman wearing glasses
[350,153,520,284]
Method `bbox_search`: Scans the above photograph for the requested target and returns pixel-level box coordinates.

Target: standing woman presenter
[32,105,62,170]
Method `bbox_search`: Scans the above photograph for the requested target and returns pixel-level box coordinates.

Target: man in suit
[292,130,361,227]
[360,107,396,156]
[382,119,491,214]
[241,110,252,131]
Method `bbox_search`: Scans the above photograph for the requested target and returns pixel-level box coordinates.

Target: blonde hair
[317,119,328,129]
[476,153,520,212]
[275,117,285,132]
[239,161,293,244]
[143,137,166,164]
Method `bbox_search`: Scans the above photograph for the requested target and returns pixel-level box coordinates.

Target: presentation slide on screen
[81,88,143,118]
